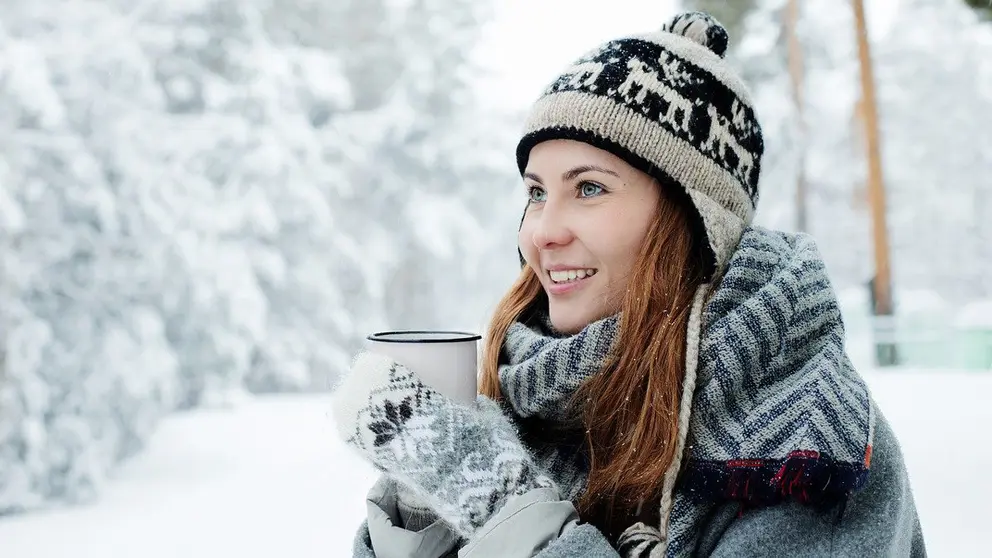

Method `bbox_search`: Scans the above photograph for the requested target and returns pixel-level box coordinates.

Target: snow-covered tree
[0,17,180,512]
[0,0,503,513]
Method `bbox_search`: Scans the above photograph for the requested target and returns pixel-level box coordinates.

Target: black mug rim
[366,330,482,344]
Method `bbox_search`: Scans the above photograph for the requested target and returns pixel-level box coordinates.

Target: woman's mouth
[546,268,598,295]
[549,268,598,283]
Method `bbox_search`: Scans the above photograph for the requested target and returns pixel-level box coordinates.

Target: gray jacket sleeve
[459,488,619,558]
[353,479,619,558]
[352,477,461,558]
[697,411,927,557]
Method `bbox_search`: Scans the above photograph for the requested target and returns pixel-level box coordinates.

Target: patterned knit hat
[516,12,763,277]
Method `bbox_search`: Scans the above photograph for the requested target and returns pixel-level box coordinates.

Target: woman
[332,11,926,557]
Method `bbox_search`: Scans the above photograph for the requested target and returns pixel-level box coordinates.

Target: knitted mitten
[331,352,557,538]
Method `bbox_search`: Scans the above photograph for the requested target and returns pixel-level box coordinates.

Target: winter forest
[1,0,991,555]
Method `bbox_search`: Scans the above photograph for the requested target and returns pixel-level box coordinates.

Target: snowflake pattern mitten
[331,352,557,538]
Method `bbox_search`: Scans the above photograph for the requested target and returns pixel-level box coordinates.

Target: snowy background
[1,0,990,556]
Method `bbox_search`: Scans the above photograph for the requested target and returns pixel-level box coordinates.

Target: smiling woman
[486,137,709,540]
[518,140,670,334]
[337,10,925,558]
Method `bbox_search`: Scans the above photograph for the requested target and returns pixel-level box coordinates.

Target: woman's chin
[548,306,595,335]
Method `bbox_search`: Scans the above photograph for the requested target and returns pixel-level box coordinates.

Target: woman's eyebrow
[524,165,620,184]
[561,165,619,181]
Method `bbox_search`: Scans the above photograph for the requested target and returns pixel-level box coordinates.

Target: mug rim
[367,330,482,343]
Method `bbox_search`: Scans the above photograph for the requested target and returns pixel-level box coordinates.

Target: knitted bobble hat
[516,11,764,278]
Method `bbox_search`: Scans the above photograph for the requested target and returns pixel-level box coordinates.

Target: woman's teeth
[549,269,597,284]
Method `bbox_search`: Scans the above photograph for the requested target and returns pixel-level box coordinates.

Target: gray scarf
[500,312,618,422]
[497,226,875,558]
[497,311,618,503]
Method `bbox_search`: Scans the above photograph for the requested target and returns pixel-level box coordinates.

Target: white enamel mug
[365,330,481,406]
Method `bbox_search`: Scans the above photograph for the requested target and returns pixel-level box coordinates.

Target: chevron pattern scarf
[498,226,875,557]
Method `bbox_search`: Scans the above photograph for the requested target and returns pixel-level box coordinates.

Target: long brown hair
[479,184,708,540]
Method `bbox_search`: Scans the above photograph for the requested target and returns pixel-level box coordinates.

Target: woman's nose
[531,202,574,249]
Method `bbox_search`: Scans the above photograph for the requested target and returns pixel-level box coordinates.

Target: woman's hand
[331,352,557,538]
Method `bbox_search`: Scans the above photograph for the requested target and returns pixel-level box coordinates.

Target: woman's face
[519,140,660,334]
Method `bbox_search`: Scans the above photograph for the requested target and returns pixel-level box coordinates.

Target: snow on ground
[0,369,988,557]
[0,397,377,558]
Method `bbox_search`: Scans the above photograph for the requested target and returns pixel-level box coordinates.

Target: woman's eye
[527,186,547,203]
[579,181,604,197]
